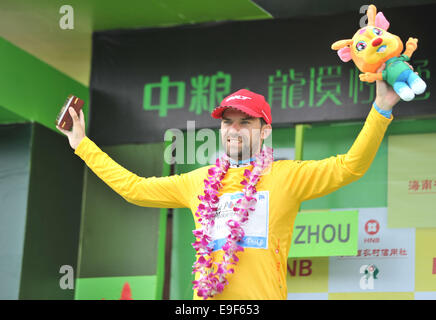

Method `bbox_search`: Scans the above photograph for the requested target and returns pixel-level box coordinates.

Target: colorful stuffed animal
[331,4,426,101]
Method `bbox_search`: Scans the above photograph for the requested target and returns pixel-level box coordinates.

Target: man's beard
[226,145,252,161]
[225,138,261,161]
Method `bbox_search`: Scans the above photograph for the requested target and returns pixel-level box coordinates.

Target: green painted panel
[75,275,156,300]
[92,0,270,30]
[0,105,28,124]
[77,142,165,278]
[0,0,271,32]
[0,124,32,299]
[170,209,196,300]
[0,37,89,132]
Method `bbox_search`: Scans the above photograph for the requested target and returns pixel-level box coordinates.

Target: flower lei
[191,145,274,299]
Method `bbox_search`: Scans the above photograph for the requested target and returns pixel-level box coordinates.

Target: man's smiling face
[220,108,271,161]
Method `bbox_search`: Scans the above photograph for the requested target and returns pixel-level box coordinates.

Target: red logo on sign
[365,220,380,236]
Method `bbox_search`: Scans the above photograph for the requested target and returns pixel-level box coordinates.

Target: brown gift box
[55,94,84,131]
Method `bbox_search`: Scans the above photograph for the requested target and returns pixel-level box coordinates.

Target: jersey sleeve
[74,136,194,208]
[285,104,393,202]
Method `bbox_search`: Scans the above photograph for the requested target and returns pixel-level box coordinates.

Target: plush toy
[331,4,426,101]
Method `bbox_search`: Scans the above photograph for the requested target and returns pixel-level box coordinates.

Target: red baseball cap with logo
[211,89,272,124]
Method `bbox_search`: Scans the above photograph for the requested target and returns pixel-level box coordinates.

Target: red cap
[211,89,272,124]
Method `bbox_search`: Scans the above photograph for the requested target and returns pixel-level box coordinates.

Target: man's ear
[261,124,272,140]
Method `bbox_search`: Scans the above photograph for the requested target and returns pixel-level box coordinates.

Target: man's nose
[230,122,241,131]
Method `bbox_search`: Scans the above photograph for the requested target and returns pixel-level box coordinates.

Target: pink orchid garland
[191,145,274,299]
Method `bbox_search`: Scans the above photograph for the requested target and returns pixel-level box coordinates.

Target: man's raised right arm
[57,107,191,208]
[73,137,191,208]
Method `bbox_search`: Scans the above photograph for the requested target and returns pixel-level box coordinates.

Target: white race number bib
[209,191,269,251]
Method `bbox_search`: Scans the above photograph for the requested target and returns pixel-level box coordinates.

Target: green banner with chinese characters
[388,133,436,228]
[288,210,358,258]
[89,4,436,145]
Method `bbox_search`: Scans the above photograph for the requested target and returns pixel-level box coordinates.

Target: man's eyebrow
[221,116,254,121]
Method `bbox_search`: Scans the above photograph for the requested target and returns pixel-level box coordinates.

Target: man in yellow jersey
[57,63,403,300]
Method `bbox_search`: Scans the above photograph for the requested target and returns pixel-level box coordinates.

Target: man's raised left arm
[287,63,401,202]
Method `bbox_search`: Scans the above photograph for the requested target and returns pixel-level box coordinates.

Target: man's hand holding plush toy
[331,4,427,102]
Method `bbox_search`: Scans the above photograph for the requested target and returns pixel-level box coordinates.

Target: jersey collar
[228,157,256,168]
